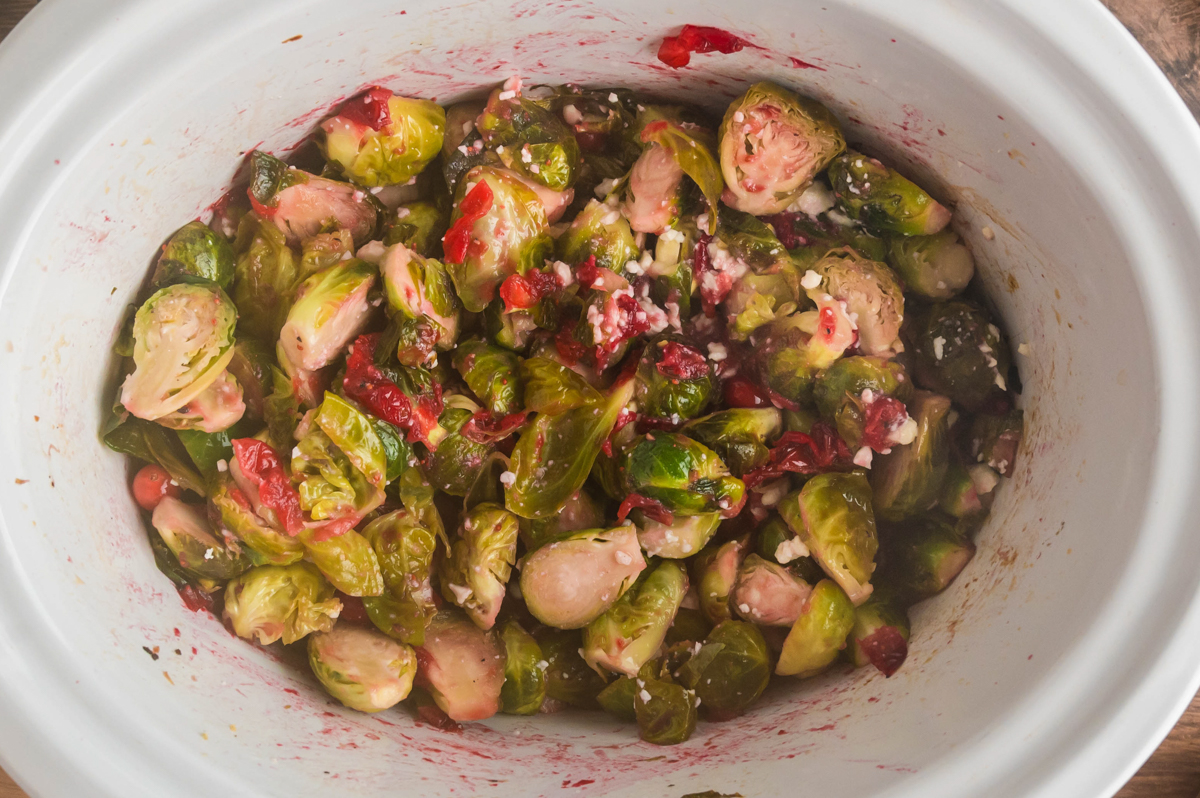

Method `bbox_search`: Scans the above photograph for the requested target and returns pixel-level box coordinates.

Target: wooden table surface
[1,0,1200,795]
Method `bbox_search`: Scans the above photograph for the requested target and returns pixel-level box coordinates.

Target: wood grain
[0,0,1198,796]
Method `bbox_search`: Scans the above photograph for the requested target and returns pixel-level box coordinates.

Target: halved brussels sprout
[308,625,417,712]
[452,339,523,415]
[635,338,715,422]
[775,579,856,677]
[871,391,951,522]
[506,375,635,519]
[314,392,387,488]
[622,433,745,518]
[681,408,782,478]
[360,508,438,645]
[879,516,976,602]
[535,627,611,709]
[806,248,905,358]
[780,472,878,605]
[849,586,910,677]
[248,151,379,246]
[732,554,813,627]
[154,370,246,434]
[557,198,639,271]
[232,212,299,342]
[909,301,1012,411]
[691,535,750,624]
[151,496,250,581]
[499,620,547,715]
[813,356,914,450]
[291,422,385,529]
[583,559,688,676]
[520,526,646,629]
[636,512,721,559]
[225,338,274,421]
[320,88,446,186]
[209,473,305,566]
[525,486,608,549]
[635,674,698,745]
[888,230,974,300]
[520,357,602,414]
[415,609,506,721]
[967,409,1024,476]
[828,150,951,237]
[439,502,520,630]
[277,259,377,406]
[299,526,385,598]
[382,200,450,257]
[444,166,553,313]
[120,283,238,421]
[425,404,493,496]
[621,142,682,234]
[152,220,235,290]
[676,620,770,717]
[719,82,845,215]
[223,562,341,645]
[381,243,461,351]
[637,114,723,231]
[477,84,581,190]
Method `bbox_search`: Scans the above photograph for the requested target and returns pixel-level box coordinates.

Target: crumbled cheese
[827,209,855,227]
[497,89,517,101]
[447,584,473,603]
[594,177,620,199]
[624,258,643,276]
[861,388,876,404]
[529,163,540,174]
[853,446,874,469]
[562,104,583,125]
[369,186,383,195]
[733,110,745,123]
[889,417,919,446]
[520,145,533,164]
[216,459,228,473]
[981,225,996,240]
[738,603,751,614]
[601,210,620,226]
[707,342,727,362]
[775,536,810,564]
[933,336,946,361]
[292,446,302,459]
[608,92,619,103]
[665,300,682,332]
[969,464,1000,495]
[1017,342,1030,356]
[800,269,823,290]
[638,689,652,703]
[395,207,411,219]
[994,373,1007,391]
[499,470,517,487]
[552,260,574,285]
[759,479,788,507]
[457,144,469,155]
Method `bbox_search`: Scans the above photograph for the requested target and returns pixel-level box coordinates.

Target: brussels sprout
[681,408,782,478]
[622,433,745,518]
[525,486,607,549]
[382,201,450,257]
[888,230,974,300]
[154,370,246,434]
[879,516,976,602]
[732,554,813,627]
[967,409,1024,476]
[725,271,800,341]
[298,229,356,281]
[380,243,461,351]
[415,609,506,721]
[812,356,914,450]
[477,85,581,190]
[535,627,610,709]
[517,356,602,416]
[909,301,1012,411]
[828,150,951,237]
[665,607,714,647]
[848,587,910,676]
[637,115,723,231]
[636,512,721,559]
[719,82,845,215]
[360,509,438,644]
[308,625,417,712]
[300,526,385,598]
[105,416,208,495]
[557,198,639,271]
[675,620,770,717]
[584,559,688,676]
[452,339,523,415]
[223,562,341,645]
[443,99,486,158]
[263,366,302,451]
[119,283,238,421]
[369,417,414,484]
[425,405,493,496]
[291,423,385,527]
[636,675,698,745]
[757,334,820,406]
[277,259,378,406]
[209,473,305,566]
[499,620,547,715]
[939,461,999,521]
[780,472,878,605]
[775,579,856,677]
[232,212,300,342]
[444,166,553,313]
[806,248,906,358]
[635,338,715,422]
[691,535,750,624]
[152,220,235,289]
[151,496,250,581]
[439,502,520,630]
[320,88,445,187]
[520,526,646,629]
[506,375,635,519]
[224,338,274,421]
[871,391,951,522]
[596,674,640,722]
[248,151,379,246]
[621,142,682,234]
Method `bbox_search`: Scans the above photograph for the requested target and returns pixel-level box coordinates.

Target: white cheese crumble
[707,342,727,362]
[594,177,620,199]
[639,689,652,703]
[562,104,583,125]
[759,479,788,507]
[738,603,751,614]
[520,145,533,164]
[853,446,874,469]
[608,92,619,103]
[499,470,517,488]
[774,536,809,564]
[733,110,744,123]
[800,269,823,290]
[981,225,996,240]
[448,584,473,603]
[552,260,574,285]
[497,89,517,101]
[889,417,919,446]
[933,336,946,361]
[216,459,228,473]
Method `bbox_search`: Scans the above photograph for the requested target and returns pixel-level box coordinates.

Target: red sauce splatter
[443,180,494,265]
[657,25,751,68]
[808,723,837,732]
[743,423,852,489]
[655,341,709,381]
[283,688,300,696]
[231,439,305,536]
[858,626,909,677]
[788,56,826,71]
[336,86,394,131]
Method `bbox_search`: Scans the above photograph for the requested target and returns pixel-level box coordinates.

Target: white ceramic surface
[1,1,1199,796]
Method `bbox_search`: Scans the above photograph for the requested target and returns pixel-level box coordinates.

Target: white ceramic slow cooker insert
[2,1,1200,796]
